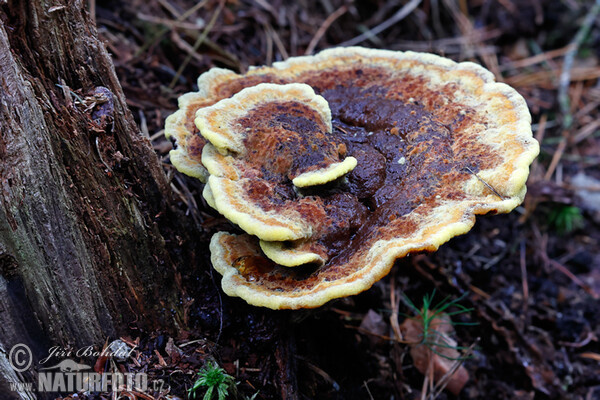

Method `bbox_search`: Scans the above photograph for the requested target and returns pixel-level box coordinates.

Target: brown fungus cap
[198,83,357,242]
[166,47,539,310]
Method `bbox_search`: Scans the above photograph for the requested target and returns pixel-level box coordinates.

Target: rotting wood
[0,0,193,360]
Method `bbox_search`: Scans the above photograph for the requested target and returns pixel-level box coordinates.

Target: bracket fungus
[166,47,539,310]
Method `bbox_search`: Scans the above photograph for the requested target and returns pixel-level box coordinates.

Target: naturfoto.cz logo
[8,343,151,394]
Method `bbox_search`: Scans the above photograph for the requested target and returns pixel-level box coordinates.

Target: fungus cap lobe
[198,83,357,242]
[259,239,327,268]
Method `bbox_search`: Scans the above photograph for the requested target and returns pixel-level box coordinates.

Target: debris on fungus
[166,47,539,310]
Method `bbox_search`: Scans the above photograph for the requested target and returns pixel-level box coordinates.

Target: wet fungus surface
[198,83,357,243]
[165,47,539,309]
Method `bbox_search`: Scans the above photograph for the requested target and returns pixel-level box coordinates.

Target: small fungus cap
[198,83,357,241]
[167,47,539,310]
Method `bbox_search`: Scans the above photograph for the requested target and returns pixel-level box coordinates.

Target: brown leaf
[400,313,469,395]
[359,309,388,338]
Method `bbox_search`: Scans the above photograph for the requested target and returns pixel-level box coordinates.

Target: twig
[420,360,430,400]
[264,23,289,61]
[506,66,600,89]
[174,175,202,228]
[209,262,224,346]
[296,356,340,391]
[572,120,600,144]
[534,114,549,144]
[319,0,334,14]
[559,0,600,131]
[138,110,149,138]
[571,80,585,114]
[549,259,599,299]
[344,324,397,342]
[137,13,205,30]
[543,136,567,181]
[363,380,375,400]
[170,183,188,206]
[95,137,113,173]
[305,5,348,55]
[339,0,422,47]
[270,25,289,60]
[521,113,547,216]
[135,0,210,57]
[170,30,239,70]
[253,0,278,19]
[263,23,273,65]
[531,0,544,24]
[580,353,600,363]
[558,331,597,348]
[156,0,181,17]
[389,270,404,342]
[499,44,573,72]
[519,238,529,316]
[391,28,501,53]
[430,340,477,399]
[465,166,506,200]
[574,99,600,120]
[169,0,224,88]
[442,0,501,78]
[468,284,491,300]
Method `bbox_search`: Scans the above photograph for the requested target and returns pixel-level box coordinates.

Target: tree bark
[0,0,195,389]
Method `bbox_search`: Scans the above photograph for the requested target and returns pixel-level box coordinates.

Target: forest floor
[61,0,600,399]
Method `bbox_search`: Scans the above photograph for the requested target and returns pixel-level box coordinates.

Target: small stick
[305,5,348,55]
[464,166,506,200]
[534,113,548,144]
[264,23,273,65]
[499,44,572,72]
[573,120,600,144]
[389,270,404,342]
[468,284,491,300]
[135,0,210,57]
[543,137,567,181]
[156,0,181,18]
[558,331,596,348]
[559,0,600,131]
[520,238,529,315]
[580,352,600,362]
[549,259,599,299]
[339,0,422,47]
[430,340,477,399]
[364,380,375,400]
[169,0,224,88]
[420,359,431,400]
[267,24,289,60]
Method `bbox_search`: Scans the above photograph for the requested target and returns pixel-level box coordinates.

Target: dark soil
[61,1,600,399]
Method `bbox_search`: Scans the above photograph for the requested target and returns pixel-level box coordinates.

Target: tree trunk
[0,1,197,394]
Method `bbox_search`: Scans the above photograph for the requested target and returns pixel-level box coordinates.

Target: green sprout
[403,290,476,360]
[189,361,235,400]
[548,205,584,235]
